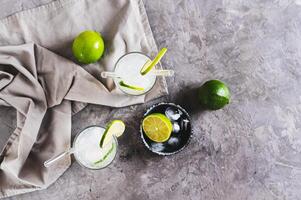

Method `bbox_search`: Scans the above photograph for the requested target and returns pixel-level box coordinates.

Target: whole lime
[72,30,105,64]
[198,80,230,110]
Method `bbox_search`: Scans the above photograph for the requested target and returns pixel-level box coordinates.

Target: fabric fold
[0,42,165,198]
[0,0,168,198]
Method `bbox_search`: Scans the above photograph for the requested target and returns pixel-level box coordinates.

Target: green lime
[142,113,173,143]
[119,81,145,91]
[72,30,105,64]
[99,120,125,148]
[198,80,230,110]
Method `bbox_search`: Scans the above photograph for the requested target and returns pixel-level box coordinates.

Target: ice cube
[173,122,180,133]
[181,119,189,130]
[151,143,165,152]
[165,107,183,121]
[168,137,179,146]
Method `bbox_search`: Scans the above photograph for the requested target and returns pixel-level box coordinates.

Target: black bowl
[140,102,192,155]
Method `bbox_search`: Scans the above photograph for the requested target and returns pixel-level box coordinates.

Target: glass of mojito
[101,48,174,96]
[44,120,125,170]
[73,126,118,169]
[113,52,157,95]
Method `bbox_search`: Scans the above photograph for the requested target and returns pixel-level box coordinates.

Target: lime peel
[119,81,145,91]
[140,48,168,75]
[94,143,115,165]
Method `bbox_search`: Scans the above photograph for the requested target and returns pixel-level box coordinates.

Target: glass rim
[113,51,157,96]
[72,125,118,170]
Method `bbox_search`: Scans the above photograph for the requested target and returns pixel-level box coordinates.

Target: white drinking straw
[44,148,75,168]
[101,69,174,79]
[101,72,121,79]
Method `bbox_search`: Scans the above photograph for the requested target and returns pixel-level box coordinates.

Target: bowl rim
[140,102,193,156]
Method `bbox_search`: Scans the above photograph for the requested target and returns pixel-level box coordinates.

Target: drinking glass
[44,126,118,170]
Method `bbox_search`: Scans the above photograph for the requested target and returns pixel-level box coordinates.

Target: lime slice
[140,48,168,75]
[94,143,115,165]
[142,113,173,143]
[140,60,152,75]
[119,81,144,91]
[99,120,125,148]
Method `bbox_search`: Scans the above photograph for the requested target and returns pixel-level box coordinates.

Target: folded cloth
[0,0,168,198]
[0,0,168,113]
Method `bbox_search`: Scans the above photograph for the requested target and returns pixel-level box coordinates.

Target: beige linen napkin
[0,0,168,198]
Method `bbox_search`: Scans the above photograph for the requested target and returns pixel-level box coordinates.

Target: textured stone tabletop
[1,0,301,199]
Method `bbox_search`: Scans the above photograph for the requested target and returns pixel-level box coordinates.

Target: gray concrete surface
[1,0,301,199]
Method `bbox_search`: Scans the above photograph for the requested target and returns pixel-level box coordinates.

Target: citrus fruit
[72,30,105,64]
[99,120,125,148]
[119,81,145,91]
[198,80,230,110]
[142,113,173,143]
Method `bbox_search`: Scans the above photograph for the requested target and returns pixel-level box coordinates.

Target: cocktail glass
[44,126,118,170]
[101,52,174,96]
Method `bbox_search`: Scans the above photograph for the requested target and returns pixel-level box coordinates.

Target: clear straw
[151,70,174,77]
[101,70,174,79]
[101,72,121,79]
[44,148,75,168]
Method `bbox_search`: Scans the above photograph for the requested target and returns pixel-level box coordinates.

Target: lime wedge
[140,48,168,76]
[119,81,144,91]
[99,120,125,148]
